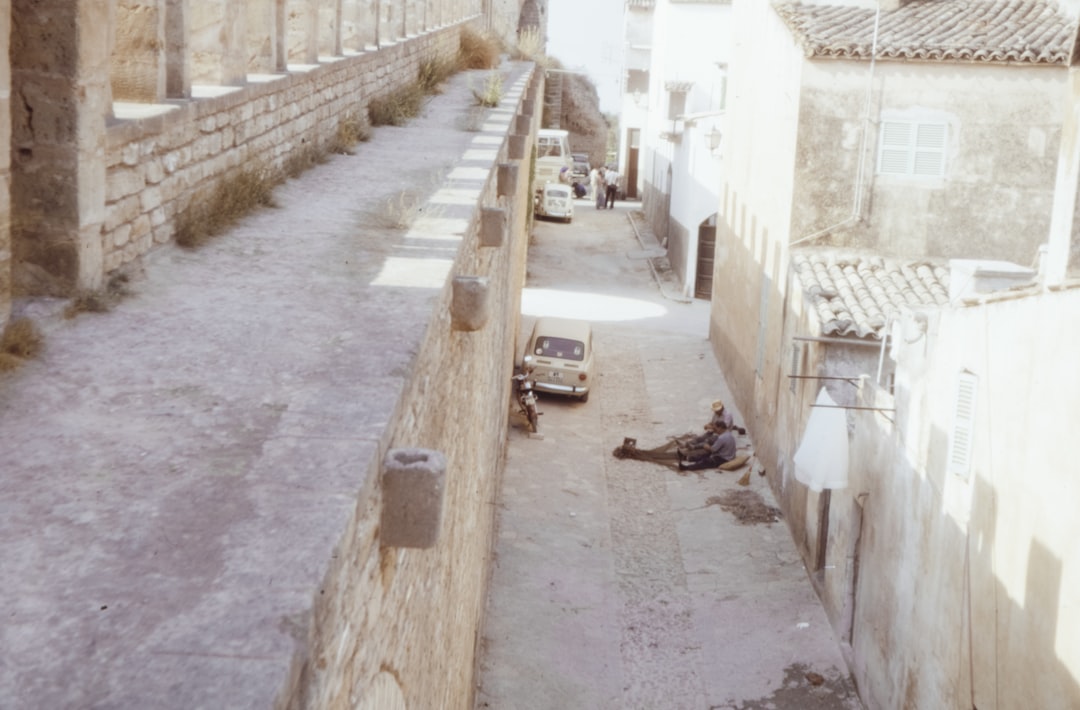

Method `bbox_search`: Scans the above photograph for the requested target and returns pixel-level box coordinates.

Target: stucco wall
[102,26,464,275]
[794,60,1065,266]
[808,286,1080,710]
[771,278,888,574]
[715,0,1071,539]
[710,0,801,477]
[712,3,1078,709]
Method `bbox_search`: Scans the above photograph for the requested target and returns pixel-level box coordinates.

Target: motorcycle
[513,356,541,433]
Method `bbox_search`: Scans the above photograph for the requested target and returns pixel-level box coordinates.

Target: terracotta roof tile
[793,252,950,339]
[774,0,1075,65]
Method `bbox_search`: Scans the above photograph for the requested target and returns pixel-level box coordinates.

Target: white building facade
[630,0,732,299]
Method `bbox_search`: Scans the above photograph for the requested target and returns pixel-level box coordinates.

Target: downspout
[789,5,882,247]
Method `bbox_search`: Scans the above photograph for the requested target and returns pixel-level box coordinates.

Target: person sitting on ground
[679,422,737,471]
[684,400,738,453]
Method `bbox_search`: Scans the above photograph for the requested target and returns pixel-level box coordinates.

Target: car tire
[579,390,589,403]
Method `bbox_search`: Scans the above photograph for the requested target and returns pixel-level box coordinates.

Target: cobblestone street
[474,201,863,709]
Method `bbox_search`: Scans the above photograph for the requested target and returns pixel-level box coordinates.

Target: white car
[524,317,594,401]
[534,182,574,223]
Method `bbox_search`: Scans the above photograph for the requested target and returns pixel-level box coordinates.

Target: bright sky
[546,0,625,114]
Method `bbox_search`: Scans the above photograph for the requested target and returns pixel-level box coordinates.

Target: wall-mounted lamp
[708,126,723,151]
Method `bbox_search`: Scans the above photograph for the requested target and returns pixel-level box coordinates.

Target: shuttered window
[877,120,947,177]
[947,371,978,479]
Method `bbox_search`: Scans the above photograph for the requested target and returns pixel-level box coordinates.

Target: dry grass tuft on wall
[0,317,44,371]
[418,56,458,94]
[176,165,278,249]
[331,112,373,154]
[376,189,444,230]
[472,71,503,108]
[458,106,487,132]
[368,82,427,127]
[458,26,500,70]
[285,141,332,178]
[512,28,547,65]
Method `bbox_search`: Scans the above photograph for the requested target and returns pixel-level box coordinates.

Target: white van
[535,129,573,187]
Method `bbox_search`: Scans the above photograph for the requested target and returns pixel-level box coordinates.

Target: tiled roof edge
[773,0,1077,67]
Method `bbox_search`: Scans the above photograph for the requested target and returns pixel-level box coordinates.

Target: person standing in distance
[593,166,606,209]
[604,166,620,209]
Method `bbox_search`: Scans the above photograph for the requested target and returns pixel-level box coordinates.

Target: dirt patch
[718,662,862,709]
[706,490,782,525]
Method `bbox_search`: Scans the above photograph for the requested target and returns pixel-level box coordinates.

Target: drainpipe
[790,5,882,247]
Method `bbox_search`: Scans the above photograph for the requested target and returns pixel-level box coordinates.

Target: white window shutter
[914,123,946,176]
[880,149,910,174]
[947,372,978,479]
[878,120,947,177]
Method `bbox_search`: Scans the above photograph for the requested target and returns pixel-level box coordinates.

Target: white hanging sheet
[793,387,849,492]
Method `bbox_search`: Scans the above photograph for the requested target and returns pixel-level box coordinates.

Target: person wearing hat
[708,400,734,431]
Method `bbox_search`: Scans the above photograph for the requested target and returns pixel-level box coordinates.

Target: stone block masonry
[0,0,537,329]
[102,24,466,275]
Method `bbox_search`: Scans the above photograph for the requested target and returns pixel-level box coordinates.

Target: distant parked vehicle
[571,152,591,179]
[524,317,594,402]
[535,129,573,186]
[534,182,574,223]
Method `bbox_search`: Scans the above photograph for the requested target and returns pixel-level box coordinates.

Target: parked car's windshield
[533,336,585,361]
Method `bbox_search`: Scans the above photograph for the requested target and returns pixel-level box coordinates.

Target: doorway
[695,214,717,299]
[625,128,640,199]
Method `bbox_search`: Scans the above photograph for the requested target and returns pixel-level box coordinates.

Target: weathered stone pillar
[318,0,343,56]
[287,0,320,63]
[246,0,282,73]
[11,0,109,296]
[405,0,419,35]
[165,0,192,97]
[0,2,10,324]
[112,0,167,102]
[378,0,395,45]
[341,0,365,52]
[191,0,248,85]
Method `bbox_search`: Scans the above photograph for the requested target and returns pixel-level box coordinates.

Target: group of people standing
[589,165,620,210]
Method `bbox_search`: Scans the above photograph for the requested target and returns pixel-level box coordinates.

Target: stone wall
[2,60,541,708]
[102,26,464,276]
[2,2,545,704]
[0,4,9,326]
[287,72,541,708]
[5,0,505,314]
